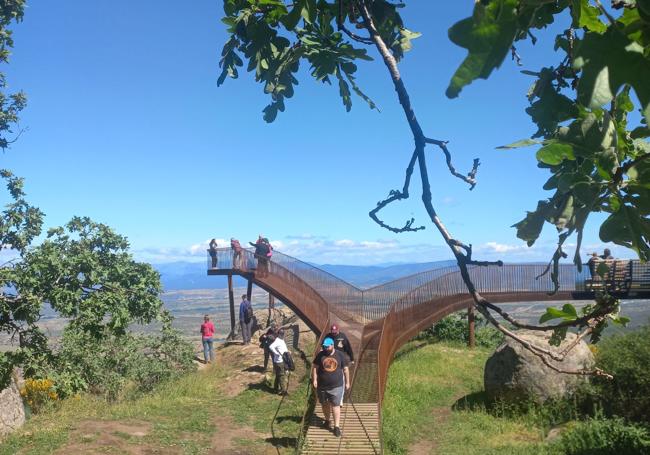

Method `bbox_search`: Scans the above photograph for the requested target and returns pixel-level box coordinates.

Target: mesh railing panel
[208,249,647,407]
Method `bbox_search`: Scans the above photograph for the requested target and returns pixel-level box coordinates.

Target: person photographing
[311,337,350,438]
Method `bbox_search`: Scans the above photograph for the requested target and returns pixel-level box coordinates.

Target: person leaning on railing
[249,235,271,277]
[587,252,602,279]
[600,248,614,260]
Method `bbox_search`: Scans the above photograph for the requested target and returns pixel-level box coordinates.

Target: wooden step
[302,403,381,454]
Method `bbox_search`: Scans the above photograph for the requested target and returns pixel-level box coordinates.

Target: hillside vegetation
[0,340,313,455]
[383,326,650,455]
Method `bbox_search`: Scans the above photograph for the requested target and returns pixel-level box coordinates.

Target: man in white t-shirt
[269,329,288,395]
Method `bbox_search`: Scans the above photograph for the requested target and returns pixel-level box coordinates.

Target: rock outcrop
[0,371,25,438]
[484,330,594,403]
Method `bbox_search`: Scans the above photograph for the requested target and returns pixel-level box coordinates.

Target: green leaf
[398,28,421,53]
[574,28,650,124]
[446,0,519,98]
[600,205,650,261]
[497,138,541,149]
[570,0,607,33]
[596,261,610,279]
[610,315,631,326]
[539,305,578,324]
[513,200,552,246]
[562,303,577,318]
[536,142,575,165]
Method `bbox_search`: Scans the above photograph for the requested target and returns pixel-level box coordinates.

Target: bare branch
[510,45,523,66]
[424,138,479,189]
[339,24,373,44]
[358,0,609,375]
[369,148,426,233]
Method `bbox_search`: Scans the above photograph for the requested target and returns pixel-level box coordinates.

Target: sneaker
[322,419,331,429]
[333,427,341,437]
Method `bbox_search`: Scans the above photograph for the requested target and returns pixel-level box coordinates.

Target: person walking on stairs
[269,329,288,395]
[312,337,350,437]
[324,323,355,364]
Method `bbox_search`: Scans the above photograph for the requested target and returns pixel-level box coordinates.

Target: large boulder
[0,371,25,438]
[484,330,594,403]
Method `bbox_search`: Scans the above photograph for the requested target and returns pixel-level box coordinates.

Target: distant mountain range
[153,260,457,291]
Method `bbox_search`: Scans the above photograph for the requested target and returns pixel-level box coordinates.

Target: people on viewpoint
[269,329,288,395]
[239,294,254,345]
[324,323,355,363]
[208,238,218,268]
[200,314,215,363]
[250,235,271,277]
[312,337,350,438]
[587,252,602,278]
[600,248,614,260]
[230,237,243,269]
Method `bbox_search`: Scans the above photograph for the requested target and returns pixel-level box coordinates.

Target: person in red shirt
[200,314,216,363]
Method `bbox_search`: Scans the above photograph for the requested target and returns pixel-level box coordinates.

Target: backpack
[282,351,295,371]
[244,303,254,324]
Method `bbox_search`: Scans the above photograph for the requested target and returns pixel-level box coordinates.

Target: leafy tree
[218,0,650,375]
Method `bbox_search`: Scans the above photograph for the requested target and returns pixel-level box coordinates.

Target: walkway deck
[303,403,380,455]
[207,248,650,454]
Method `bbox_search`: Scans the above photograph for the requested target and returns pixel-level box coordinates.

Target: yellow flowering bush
[19,378,58,413]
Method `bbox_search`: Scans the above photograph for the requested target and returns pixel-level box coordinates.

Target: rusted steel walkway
[207,248,650,454]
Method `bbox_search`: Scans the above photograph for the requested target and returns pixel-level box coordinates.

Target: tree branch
[424,138,479,189]
[357,0,611,375]
[368,148,425,233]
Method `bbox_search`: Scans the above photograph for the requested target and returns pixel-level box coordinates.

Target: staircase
[302,403,381,454]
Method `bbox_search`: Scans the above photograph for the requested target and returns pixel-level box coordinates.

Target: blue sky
[0,1,635,265]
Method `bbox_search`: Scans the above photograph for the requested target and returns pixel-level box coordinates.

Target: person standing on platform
[312,337,350,437]
[208,238,219,268]
[587,252,602,278]
[239,294,254,345]
[601,248,614,260]
[324,324,355,364]
[250,235,271,277]
[269,329,288,395]
[200,314,216,363]
[230,237,243,269]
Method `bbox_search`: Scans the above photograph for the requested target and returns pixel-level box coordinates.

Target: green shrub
[555,418,650,455]
[593,325,650,425]
[418,312,504,348]
[34,324,196,401]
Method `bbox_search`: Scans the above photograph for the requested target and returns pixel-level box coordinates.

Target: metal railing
[207,248,650,451]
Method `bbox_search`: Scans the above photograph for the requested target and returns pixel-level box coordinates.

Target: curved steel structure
[207,248,650,453]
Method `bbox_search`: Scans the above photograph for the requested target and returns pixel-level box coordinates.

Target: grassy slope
[382,341,554,455]
[0,341,312,455]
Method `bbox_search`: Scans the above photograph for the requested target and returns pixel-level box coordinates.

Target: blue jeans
[202,337,214,362]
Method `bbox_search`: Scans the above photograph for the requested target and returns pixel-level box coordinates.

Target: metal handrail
[207,247,650,453]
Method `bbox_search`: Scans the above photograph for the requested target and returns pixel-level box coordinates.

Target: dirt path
[50,420,162,455]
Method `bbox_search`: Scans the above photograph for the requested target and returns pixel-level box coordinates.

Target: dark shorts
[317,385,344,406]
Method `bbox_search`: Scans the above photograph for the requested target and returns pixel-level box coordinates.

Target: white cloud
[334,239,355,247]
[134,235,638,267]
[483,242,525,254]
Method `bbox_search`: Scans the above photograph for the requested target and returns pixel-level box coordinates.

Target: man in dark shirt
[312,337,350,438]
[324,324,354,364]
[600,248,614,260]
